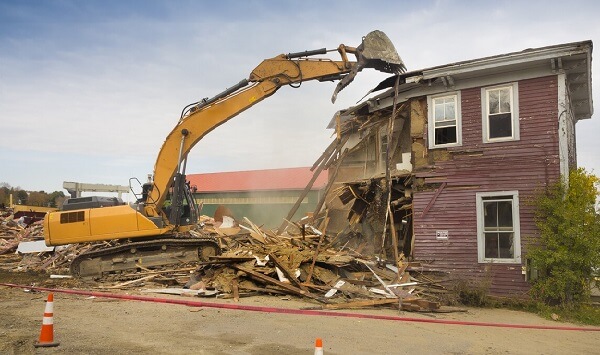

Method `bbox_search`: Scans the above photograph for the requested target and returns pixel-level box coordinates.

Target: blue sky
[1,0,599,197]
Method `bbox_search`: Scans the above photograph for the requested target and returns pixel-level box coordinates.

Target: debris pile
[185,218,447,311]
[0,213,451,312]
[0,214,44,255]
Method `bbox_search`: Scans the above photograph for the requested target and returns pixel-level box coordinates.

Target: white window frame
[427,92,462,149]
[476,191,521,264]
[481,83,519,143]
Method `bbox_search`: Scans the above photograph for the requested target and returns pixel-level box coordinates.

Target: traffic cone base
[34,340,60,348]
[34,293,60,348]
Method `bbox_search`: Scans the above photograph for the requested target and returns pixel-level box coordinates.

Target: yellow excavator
[43,30,404,277]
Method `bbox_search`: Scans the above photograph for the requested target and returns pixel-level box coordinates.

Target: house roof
[187,167,328,193]
[329,40,593,127]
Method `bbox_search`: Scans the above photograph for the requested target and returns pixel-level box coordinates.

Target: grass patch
[533,303,600,326]
[450,279,600,326]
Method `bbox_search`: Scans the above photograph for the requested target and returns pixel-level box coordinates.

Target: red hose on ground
[2,282,598,332]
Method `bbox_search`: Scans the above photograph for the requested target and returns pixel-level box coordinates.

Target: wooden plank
[208,256,256,262]
[103,275,157,289]
[232,265,329,304]
[276,158,329,234]
[388,204,400,281]
[232,278,240,302]
[304,232,326,285]
[241,217,266,244]
[121,266,197,277]
[269,253,308,292]
[237,284,289,295]
[322,299,398,310]
[313,148,347,218]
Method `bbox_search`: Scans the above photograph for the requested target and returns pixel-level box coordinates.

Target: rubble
[0,212,453,313]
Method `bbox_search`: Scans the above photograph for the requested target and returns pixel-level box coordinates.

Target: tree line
[0,182,66,208]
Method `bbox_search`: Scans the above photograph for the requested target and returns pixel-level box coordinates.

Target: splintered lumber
[142,288,218,296]
[304,232,325,285]
[238,284,289,295]
[232,265,329,304]
[208,256,256,262]
[276,137,348,234]
[308,265,375,298]
[323,299,399,310]
[401,298,441,310]
[103,275,158,289]
[310,137,339,172]
[240,218,267,243]
[361,262,396,297]
[269,253,308,292]
[387,205,401,280]
[312,147,348,218]
[401,303,422,311]
[232,278,240,302]
[123,266,197,277]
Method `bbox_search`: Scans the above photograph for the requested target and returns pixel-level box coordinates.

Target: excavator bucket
[332,30,405,102]
[358,30,405,74]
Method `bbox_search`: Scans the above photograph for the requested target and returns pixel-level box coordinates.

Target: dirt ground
[1,270,599,355]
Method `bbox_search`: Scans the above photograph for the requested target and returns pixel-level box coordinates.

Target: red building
[323,41,593,296]
[187,167,328,228]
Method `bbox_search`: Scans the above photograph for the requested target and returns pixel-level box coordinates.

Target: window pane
[446,102,455,120]
[498,233,514,258]
[497,201,513,228]
[485,233,499,258]
[489,113,512,138]
[434,97,456,122]
[483,201,498,229]
[435,103,444,121]
[435,126,457,145]
[488,90,499,114]
[499,88,511,113]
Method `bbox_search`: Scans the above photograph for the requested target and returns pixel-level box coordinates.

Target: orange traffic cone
[314,338,323,355]
[34,293,60,347]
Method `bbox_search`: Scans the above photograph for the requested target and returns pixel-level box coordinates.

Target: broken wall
[322,102,414,259]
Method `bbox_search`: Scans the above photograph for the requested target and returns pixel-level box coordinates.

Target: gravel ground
[1,270,599,355]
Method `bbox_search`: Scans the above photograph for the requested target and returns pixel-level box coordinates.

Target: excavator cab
[162,175,199,227]
[142,173,200,228]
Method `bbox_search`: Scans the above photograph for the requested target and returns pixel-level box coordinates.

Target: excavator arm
[148,56,353,220]
[146,31,404,225]
[44,30,403,250]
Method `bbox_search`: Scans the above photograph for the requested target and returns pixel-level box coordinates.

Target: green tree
[528,168,600,306]
[47,191,66,208]
[27,191,48,206]
[0,183,11,206]
[16,189,28,205]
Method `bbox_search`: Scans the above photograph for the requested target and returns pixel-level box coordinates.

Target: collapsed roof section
[329,40,593,131]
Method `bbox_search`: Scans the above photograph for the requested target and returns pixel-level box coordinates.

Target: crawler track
[70,237,220,277]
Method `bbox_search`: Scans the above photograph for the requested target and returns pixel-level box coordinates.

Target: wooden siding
[412,75,560,297]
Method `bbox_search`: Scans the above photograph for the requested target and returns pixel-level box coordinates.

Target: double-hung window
[428,92,461,148]
[476,191,521,263]
[482,83,519,142]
